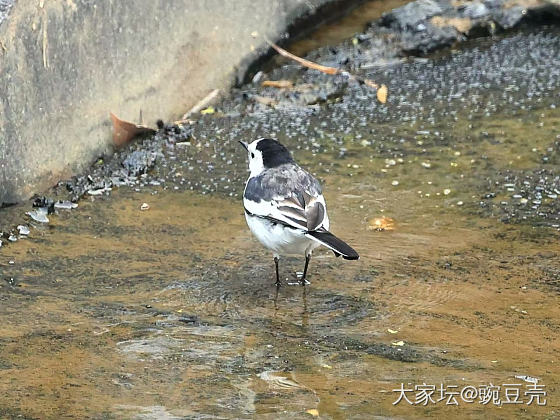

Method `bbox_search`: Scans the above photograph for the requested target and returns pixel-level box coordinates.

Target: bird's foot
[288,272,310,286]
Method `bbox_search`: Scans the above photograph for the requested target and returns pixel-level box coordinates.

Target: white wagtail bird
[239,138,359,286]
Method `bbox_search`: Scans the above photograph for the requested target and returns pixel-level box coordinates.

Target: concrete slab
[0,0,357,205]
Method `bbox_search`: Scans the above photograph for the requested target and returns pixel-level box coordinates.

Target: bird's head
[239,138,293,176]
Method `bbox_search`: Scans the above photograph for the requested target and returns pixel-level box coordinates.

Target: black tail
[306,231,359,260]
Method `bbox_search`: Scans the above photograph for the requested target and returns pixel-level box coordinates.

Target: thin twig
[177,89,220,123]
[266,38,339,75]
[264,38,388,104]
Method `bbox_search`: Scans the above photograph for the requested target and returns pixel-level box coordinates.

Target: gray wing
[276,191,325,231]
[244,164,327,231]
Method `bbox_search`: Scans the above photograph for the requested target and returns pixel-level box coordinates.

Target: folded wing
[244,189,329,232]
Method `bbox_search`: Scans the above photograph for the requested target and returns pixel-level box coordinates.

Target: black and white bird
[239,138,359,286]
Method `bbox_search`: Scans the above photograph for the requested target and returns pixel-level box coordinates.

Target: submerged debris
[54,200,78,210]
[17,225,30,235]
[368,217,395,231]
[32,196,55,214]
[88,187,112,196]
[258,371,302,389]
[26,208,49,223]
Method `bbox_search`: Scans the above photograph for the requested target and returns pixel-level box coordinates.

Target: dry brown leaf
[110,113,156,147]
[367,216,395,231]
[377,84,388,104]
[262,80,294,89]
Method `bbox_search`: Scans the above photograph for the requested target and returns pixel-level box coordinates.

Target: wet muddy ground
[1,1,560,418]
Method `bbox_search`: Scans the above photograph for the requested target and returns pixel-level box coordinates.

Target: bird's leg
[274,256,281,287]
[300,254,311,285]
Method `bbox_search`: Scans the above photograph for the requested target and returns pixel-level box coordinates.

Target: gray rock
[0,0,13,25]
[381,0,444,31]
[26,208,49,223]
[401,23,460,53]
[460,2,490,19]
[123,150,157,177]
[54,200,78,210]
[483,0,505,10]
[17,225,30,235]
[494,5,527,29]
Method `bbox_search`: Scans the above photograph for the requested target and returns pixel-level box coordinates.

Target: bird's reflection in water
[272,283,309,330]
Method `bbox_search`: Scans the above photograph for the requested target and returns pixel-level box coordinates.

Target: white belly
[245,214,319,257]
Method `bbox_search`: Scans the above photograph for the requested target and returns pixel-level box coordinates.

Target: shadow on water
[1,10,560,420]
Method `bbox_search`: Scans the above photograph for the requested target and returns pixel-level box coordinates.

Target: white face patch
[247,139,265,176]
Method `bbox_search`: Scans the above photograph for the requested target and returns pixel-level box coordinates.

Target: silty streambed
[0,9,559,420]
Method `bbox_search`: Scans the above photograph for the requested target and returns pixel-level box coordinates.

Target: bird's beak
[238,140,249,151]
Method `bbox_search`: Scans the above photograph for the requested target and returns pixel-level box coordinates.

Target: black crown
[256,138,294,168]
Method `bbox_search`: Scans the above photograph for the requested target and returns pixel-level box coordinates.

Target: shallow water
[1,16,560,420]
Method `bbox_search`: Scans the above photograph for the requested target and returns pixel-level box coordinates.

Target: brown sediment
[1,15,560,420]
[0,153,558,417]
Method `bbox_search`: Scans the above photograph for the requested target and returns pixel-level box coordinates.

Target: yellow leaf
[201,106,215,115]
[391,340,405,346]
[367,216,395,232]
[306,409,319,417]
[377,84,388,104]
[387,329,398,334]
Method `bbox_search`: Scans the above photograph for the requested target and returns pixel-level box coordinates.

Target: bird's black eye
[251,153,255,159]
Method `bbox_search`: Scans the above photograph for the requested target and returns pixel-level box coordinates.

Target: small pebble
[17,225,30,235]
[54,200,78,210]
[140,203,150,211]
[27,208,49,223]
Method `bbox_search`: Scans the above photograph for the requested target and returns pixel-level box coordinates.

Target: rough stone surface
[380,0,445,30]
[460,2,490,19]
[0,0,13,25]
[0,0,361,206]
[377,0,557,53]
